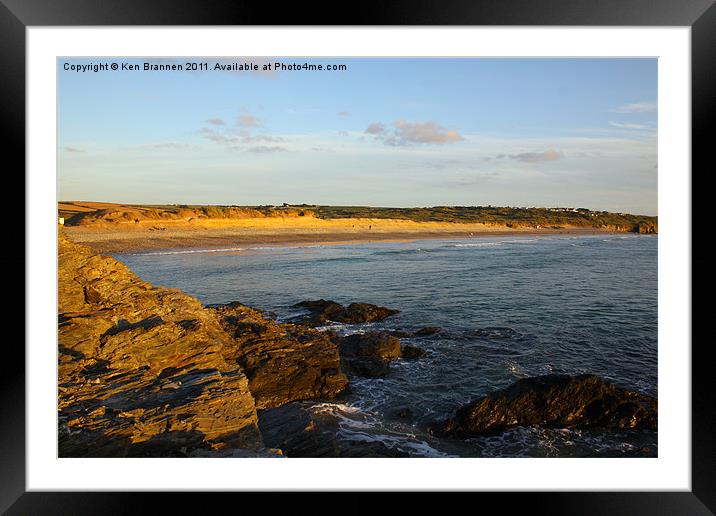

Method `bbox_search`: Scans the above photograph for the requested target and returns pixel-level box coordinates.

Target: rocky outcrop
[58,234,263,457]
[292,299,399,326]
[208,302,348,409]
[432,374,657,438]
[333,331,402,377]
[58,233,348,457]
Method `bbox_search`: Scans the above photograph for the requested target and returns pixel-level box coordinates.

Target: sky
[58,58,657,215]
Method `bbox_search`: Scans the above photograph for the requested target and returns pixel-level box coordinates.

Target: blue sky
[58,58,657,215]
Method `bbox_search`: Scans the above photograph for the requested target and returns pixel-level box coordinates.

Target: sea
[116,233,658,458]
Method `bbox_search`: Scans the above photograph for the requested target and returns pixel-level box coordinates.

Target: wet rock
[388,326,441,339]
[338,331,402,360]
[432,374,657,438]
[292,299,399,326]
[58,233,263,457]
[401,344,427,359]
[387,330,412,338]
[334,331,402,377]
[208,302,349,409]
[413,326,441,337]
[258,403,341,457]
[258,403,410,458]
[342,357,392,377]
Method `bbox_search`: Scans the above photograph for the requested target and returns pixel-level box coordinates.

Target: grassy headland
[58,201,657,253]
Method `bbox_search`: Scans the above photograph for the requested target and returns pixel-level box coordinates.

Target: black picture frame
[6,0,714,513]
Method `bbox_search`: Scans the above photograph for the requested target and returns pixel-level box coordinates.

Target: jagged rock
[431,374,657,438]
[258,403,409,457]
[334,331,401,377]
[413,326,441,337]
[208,302,349,409]
[401,344,427,359]
[58,233,263,457]
[258,403,341,457]
[292,299,399,326]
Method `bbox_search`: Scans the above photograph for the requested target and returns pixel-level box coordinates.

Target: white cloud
[610,101,657,113]
[609,121,650,130]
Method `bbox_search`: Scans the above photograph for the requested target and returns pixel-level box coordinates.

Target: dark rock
[401,344,427,359]
[432,374,657,437]
[293,299,399,326]
[343,302,399,324]
[209,302,349,410]
[342,357,392,377]
[338,331,402,360]
[258,403,340,457]
[258,403,409,457]
[387,330,412,338]
[334,331,401,378]
[413,326,441,337]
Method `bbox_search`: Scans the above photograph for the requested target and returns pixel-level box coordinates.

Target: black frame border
[7,0,714,513]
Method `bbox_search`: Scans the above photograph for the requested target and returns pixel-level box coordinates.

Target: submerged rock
[413,326,441,337]
[432,374,657,438]
[388,326,441,339]
[208,302,349,409]
[292,299,399,326]
[58,233,262,457]
[401,344,427,359]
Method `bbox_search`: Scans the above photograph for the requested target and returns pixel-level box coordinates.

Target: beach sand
[62,216,618,254]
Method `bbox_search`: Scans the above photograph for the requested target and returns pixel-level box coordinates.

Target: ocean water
[116,233,658,457]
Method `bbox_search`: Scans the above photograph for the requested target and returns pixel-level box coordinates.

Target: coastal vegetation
[59,201,658,233]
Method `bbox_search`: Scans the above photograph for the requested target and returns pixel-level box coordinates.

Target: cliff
[57,233,346,457]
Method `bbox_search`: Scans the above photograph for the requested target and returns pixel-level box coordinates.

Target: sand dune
[62,216,612,254]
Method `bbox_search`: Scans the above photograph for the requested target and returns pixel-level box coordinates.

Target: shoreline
[62,224,626,254]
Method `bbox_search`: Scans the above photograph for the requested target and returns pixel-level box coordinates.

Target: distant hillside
[58,202,313,226]
[58,201,657,234]
[312,205,657,233]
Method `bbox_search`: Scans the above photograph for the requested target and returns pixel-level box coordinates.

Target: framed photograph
[8,0,714,512]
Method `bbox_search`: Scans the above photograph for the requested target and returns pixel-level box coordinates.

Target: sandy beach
[62,216,619,254]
